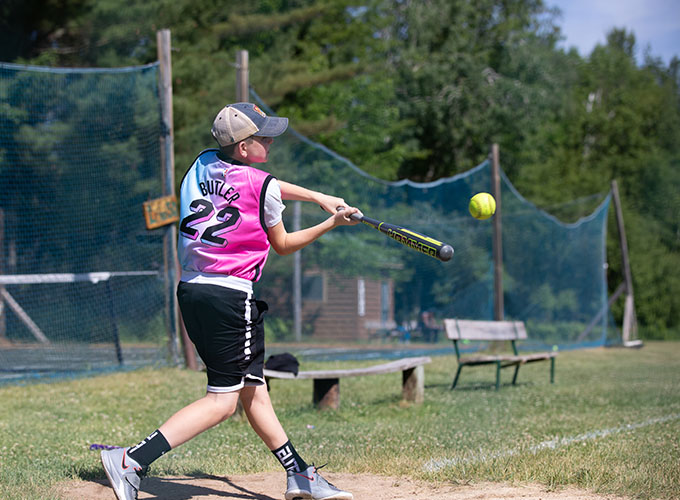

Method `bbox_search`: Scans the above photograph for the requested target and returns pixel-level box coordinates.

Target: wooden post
[611,180,640,347]
[402,366,425,404]
[314,378,340,410]
[491,144,504,321]
[233,49,252,416]
[157,29,182,366]
[177,260,197,370]
[236,50,249,102]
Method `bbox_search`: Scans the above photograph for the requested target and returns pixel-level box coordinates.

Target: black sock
[127,429,171,467]
[272,440,308,472]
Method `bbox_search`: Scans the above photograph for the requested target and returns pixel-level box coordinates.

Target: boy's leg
[101,391,240,500]
[240,383,288,450]
[240,384,353,500]
[240,384,308,472]
[159,391,241,448]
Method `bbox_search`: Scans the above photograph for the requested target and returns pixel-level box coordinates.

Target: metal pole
[293,202,302,341]
[157,29,182,366]
[491,144,504,321]
[0,208,5,340]
[236,50,249,102]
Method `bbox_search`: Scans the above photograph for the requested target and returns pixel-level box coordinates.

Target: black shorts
[177,281,267,392]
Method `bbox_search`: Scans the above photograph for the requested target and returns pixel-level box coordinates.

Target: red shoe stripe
[294,473,315,481]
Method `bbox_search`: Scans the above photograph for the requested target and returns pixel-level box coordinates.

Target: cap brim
[253,116,288,138]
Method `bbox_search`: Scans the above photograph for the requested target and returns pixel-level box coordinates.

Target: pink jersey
[178,149,274,282]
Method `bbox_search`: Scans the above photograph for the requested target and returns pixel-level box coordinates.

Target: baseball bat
[340,209,453,262]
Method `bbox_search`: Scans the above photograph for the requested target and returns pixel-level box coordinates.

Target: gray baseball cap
[211,102,289,147]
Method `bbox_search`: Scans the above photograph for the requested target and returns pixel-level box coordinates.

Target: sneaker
[100,447,147,500]
[286,464,353,500]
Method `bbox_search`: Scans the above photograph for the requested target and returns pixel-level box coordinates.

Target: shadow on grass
[424,382,451,389]
[448,381,533,391]
[74,463,103,481]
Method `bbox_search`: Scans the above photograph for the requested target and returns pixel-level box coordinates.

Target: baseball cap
[211,102,289,147]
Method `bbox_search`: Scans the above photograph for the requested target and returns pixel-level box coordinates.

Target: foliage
[0,0,678,337]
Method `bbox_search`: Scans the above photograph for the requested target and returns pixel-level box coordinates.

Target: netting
[251,90,618,351]
[0,62,618,383]
[0,62,171,383]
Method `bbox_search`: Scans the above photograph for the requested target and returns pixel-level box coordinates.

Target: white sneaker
[285,464,353,500]
[100,447,147,500]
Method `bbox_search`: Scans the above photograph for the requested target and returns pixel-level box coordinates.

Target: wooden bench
[264,356,432,410]
[444,319,557,390]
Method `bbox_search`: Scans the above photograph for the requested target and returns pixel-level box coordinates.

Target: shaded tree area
[1,0,678,338]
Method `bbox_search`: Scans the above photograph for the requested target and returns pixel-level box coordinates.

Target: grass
[0,341,678,499]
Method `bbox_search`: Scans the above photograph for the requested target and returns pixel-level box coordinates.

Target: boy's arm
[278,180,349,214]
[267,207,360,256]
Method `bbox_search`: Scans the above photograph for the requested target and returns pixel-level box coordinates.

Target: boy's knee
[206,393,239,422]
[218,400,239,421]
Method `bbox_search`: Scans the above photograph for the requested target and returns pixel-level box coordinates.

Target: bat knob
[439,245,454,262]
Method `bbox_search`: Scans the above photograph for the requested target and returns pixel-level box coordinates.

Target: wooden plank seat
[264,356,432,409]
[444,319,557,390]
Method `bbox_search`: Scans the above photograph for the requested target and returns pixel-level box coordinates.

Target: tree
[384,0,564,181]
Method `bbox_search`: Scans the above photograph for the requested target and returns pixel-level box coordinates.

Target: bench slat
[444,319,527,341]
[264,356,432,410]
[264,356,431,380]
[460,355,524,363]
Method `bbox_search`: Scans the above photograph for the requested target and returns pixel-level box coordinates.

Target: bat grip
[336,206,363,222]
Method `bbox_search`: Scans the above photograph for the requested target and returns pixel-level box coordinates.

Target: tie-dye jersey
[178,149,274,282]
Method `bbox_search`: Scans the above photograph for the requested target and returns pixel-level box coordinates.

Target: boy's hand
[317,194,348,214]
[333,207,362,226]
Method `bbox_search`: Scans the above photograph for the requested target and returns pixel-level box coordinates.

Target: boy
[101,102,357,500]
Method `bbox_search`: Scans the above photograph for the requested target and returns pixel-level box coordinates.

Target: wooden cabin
[301,270,395,340]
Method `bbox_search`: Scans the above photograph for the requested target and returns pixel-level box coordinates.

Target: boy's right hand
[333,207,362,226]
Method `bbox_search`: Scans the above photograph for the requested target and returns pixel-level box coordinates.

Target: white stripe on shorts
[207,381,244,393]
[244,290,252,360]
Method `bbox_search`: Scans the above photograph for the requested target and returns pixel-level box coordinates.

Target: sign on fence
[143,195,179,229]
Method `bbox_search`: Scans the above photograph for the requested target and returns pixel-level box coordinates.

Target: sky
[547,0,680,65]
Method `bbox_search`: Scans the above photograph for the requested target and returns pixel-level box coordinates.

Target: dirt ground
[58,472,631,500]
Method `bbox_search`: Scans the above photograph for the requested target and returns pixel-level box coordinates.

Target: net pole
[491,144,504,321]
[105,281,124,365]
[611,180,640,346]
[157,29,182,366]
[0,208,6,341]
[293,202,302,341]
[236,50,249,102]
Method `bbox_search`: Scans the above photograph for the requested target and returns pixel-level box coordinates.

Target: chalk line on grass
[424,413,680,472]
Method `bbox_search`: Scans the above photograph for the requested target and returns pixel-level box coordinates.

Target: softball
[469,192,496,220]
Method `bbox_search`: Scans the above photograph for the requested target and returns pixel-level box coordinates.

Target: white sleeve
[264,178,286,228]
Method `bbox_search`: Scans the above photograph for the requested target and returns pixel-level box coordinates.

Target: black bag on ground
[265,353,300,375]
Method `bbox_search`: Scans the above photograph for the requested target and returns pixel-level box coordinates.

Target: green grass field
[1,342,678,500]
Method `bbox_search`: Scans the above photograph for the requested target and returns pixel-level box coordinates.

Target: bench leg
[313,378,340,410]
[512,364,521,385]
[451,364,463,390]
[495,361,501,390]
[550,357,555,384]
[402,366,425,404]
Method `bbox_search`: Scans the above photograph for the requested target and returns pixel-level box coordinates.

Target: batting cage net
[251,90,618,352]
[0,62,172,383]
[0,62,617,383]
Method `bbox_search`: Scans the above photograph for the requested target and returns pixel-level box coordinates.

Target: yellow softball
[469,192,496,220]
